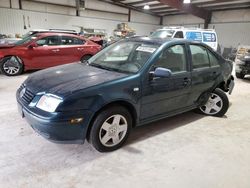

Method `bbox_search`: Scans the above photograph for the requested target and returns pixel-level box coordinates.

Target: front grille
[18,84,35,105]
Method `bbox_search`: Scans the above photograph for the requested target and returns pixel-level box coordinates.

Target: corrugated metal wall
[0,0,161,37]
[210,22,250,48]
[0,8,160,37]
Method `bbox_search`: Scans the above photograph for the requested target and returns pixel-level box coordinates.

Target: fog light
[70,118,83,124]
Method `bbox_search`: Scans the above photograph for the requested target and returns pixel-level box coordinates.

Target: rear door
[140,44,193,120]
[188,44,221,103]
[59,36,86,64]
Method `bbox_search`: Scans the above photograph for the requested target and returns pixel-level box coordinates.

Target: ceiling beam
[127,0,156,6]
[99,0,160,17]
[136,3,169,9]
[149,4,169,9]
[159,0,211,20]
[146,7,173,11]
[194,0,237,5]
[204,2,250,9]
[159,0,212,28]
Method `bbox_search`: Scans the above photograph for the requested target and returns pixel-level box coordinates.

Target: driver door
[28,36,63,69]
[140,44,193,120]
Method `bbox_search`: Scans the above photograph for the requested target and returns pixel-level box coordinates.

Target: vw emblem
[20,88,26,98]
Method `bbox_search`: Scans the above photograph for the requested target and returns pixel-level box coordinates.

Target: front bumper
[17,102,93,144]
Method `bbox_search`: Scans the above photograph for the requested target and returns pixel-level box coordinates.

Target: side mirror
[152,67,172,78]
[28,43,38,48]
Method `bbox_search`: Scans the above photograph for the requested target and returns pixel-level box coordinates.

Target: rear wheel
[0,56,23,76]
[89,106,132,152]
[81,55,92,63]
[236,72,245,79]
[198,88,229,117]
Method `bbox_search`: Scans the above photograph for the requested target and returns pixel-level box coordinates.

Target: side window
[73,37,85,45]
[174,31,184,38]
[61,36,74,45]
[61,36,85,45]
[208,50,219,66]
[36,36,60,46]
[36,38,46,46]
[155,44,187,73]
[190,45,210,69]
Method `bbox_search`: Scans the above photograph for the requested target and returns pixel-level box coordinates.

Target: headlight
[36,94,63,112]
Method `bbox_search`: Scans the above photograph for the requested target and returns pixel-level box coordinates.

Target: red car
[0,33,101,76]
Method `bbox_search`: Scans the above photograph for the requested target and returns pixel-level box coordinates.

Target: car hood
[24,63,127,97]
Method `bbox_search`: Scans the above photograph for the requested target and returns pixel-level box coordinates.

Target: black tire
[235,72,245,79]
[89,106,132,152]
[0,56,24,76]
[198,88,229,117]
[80,55,92,63]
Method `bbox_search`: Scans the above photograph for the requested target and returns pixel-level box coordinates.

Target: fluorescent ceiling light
[183,0,191,3]
[143,4,150,10]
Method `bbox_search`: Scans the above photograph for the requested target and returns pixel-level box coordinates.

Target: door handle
[183,78,191,86]
[52,49,59,52]
[77,48,84,50]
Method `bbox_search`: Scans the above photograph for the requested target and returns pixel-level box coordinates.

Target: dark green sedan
[16,37,234,152]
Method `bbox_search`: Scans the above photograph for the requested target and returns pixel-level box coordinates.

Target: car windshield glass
[15,34,37,45]
[89,41,159,74]
[151,30,174,38]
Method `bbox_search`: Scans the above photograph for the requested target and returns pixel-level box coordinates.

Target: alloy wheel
[99,114,128,147]
[200,93,223,115]
[3,56,21,75]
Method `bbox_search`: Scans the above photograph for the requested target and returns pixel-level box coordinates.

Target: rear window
[190,45,210,69]
[208,50,220,66]
[61,36,84,45]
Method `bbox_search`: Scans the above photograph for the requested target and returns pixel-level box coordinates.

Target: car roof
[156,27,215,32]
[30,29,78,34]
[35,32,84,39]
[124,36,214,50]
[124,36,189,46]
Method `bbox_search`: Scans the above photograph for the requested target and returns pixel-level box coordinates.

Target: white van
[151,26,218,51]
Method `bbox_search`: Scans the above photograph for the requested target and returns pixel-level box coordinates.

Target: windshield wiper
[90,63,115,72]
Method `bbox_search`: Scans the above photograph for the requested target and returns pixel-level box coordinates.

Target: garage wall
[163,9,250,50]
[0,0,161,37]
[162,14,204,28]
[209,9,250,48]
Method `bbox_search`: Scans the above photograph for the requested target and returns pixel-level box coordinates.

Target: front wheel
[0,56,23,76]
[198,88,229,117]
[89,106,132,152]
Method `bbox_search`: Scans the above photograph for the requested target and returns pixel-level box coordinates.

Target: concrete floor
[0,72,250,188]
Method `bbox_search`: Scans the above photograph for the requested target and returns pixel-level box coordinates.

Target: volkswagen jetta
[16,37,234,152]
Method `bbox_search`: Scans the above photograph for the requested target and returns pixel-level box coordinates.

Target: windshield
[151,30,174,38]
[15,34,37,46]
[22,31,34,39]
[88,41,159,74]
